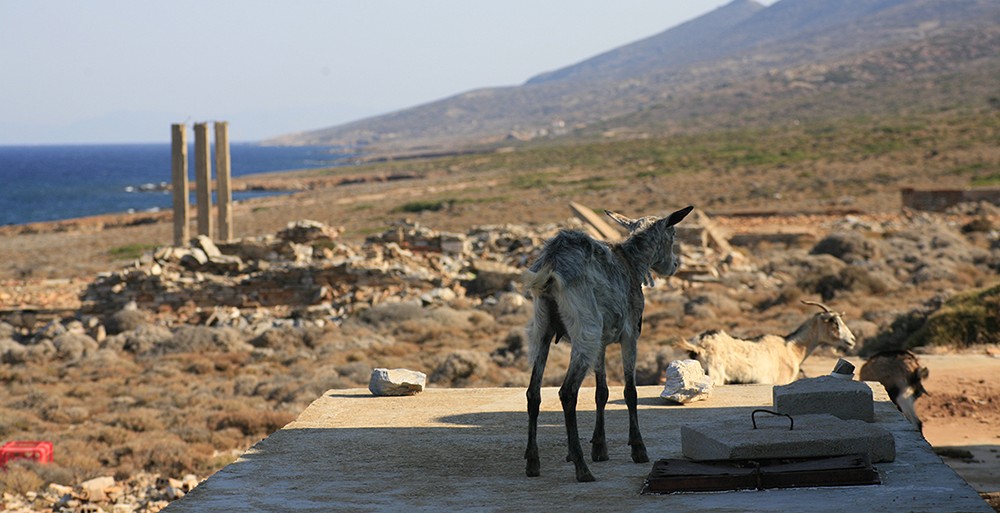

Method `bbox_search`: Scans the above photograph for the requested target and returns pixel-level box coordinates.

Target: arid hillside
[2,108,1000,511]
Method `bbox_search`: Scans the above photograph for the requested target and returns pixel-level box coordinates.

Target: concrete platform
[164,385,992,512]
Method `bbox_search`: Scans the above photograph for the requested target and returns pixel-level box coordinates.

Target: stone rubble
[0,472,202,513]
[78,218,571,325]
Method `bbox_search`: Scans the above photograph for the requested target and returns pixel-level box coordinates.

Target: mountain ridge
[265,0,1000,152]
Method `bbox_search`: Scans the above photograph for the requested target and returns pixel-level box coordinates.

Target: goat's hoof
[576,469,596,482]
[631,446,649,464]
[591,445,609,462]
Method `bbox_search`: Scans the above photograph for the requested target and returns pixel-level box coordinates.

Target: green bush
[910,284,1000,347]
[107,243,158,260]
[864,283,1000,355]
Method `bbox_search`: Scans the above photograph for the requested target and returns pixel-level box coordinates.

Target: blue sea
[0,143,351,226]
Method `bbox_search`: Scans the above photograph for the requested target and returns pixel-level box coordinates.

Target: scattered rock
[660,359,713,404]
[369,368,427,396]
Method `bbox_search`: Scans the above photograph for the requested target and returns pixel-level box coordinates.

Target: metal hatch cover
[641,453,881,494]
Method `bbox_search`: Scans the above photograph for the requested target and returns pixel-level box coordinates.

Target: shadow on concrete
[934,444,1000,494]
[164,388,995,513]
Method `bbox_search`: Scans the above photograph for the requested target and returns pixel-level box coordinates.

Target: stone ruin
[81,210,740,327]
[81,219,556,324]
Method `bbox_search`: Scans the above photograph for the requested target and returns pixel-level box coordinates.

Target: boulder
[660,359,713,404]
[369,368,427,396]
[52,332,99,361]
[106,307,150,335]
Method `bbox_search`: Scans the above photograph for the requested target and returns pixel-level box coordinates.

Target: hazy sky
[1,1,770,145]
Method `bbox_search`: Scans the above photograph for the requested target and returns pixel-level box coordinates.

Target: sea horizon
[0,143,354,226]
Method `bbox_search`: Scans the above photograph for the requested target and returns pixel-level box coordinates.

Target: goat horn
[801,300,832,313]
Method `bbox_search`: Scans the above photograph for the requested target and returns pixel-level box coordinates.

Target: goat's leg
[621,339,649,464]
[559,356,594,482]
[590,348,609,462]
[525,307,554,477]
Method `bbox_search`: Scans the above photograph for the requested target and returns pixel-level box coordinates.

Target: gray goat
[522,205,693,482]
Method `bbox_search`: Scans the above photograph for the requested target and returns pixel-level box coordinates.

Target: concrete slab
[773,376,875,422]
[163,385,992,513]
[680,413,895,462]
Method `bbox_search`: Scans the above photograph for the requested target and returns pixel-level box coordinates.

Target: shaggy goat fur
[680,301,856,386]
[522,205,692,482]
[860,350,929,432]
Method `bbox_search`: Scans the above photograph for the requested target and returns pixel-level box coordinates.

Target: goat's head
[909,363,931,400]
[802,300,856,351]
[606,206,694,277]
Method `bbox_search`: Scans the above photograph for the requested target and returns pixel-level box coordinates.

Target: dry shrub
[113,407,163,432]
[755,284,804,311]
[232,375,261,396]
[210,427,247,451]
[123,433,210,476]
[356,302,425,327]
[87,425,131,446]
[0,408,37,437]
[210,409,295,437]
[54,439,105,483]
[183,358,215,375]
[810,231,880,263]
[430,350,491,386]
[166,326,252,354]
[210,351,251,374]
[249,375,303,403]
[336,361,372,385]
[0,463,44,494]
[962,217,993,233]
[397,317,466,345]
[251,325,324,351]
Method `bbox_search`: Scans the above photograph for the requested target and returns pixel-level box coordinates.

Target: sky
[0,1,772,145]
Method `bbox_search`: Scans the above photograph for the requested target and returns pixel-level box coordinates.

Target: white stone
[660,359,713,404]
[195,234,223,258]
[369,368,427,396]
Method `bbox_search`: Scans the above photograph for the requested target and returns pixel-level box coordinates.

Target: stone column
[214,121,233,241]
[170,123,190,246]
[194,122,214,238]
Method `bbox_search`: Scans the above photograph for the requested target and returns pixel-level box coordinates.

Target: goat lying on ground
[860,350,929,432]
[679,301,856,386]
[523,205,693,482]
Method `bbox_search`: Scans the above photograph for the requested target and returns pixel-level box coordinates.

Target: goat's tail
[522,262,557,297]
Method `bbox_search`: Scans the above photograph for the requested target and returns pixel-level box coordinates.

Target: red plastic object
[0,441,54,468]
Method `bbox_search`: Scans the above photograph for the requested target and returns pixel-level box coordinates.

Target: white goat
[523,205,693,482]
[679,301,856,386]
[860,350,929,432]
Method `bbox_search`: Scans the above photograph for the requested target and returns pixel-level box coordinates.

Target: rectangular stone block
[773,375,874,422]
[681,413,895,462]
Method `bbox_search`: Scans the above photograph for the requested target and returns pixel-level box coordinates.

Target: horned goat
[523,205,693,482]
[860,350,929,432]
[680,300,856,386]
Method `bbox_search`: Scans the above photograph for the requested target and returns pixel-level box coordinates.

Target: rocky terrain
[2,99,1000,510]
[3,201,1000,511]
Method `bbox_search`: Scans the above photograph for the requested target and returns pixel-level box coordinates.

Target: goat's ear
[605,210,638,230]
[663,206,694,227]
